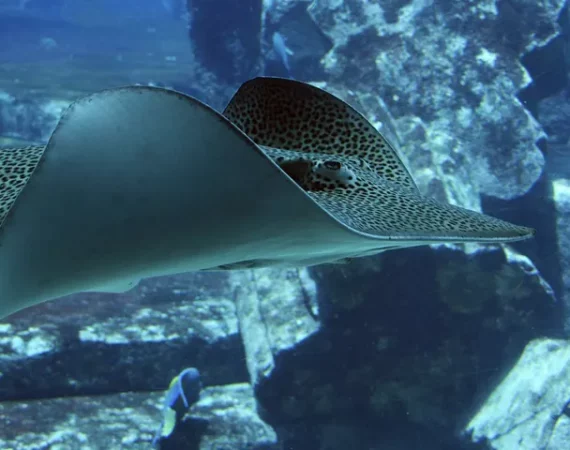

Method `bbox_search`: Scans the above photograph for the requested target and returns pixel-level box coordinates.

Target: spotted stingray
[0,77,533,318]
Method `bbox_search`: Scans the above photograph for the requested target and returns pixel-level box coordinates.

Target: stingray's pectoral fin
[403,192,535,243]
[304,172,535,246]
[223,77,534,247]
[223,77,419,191]
[0,77,537,321]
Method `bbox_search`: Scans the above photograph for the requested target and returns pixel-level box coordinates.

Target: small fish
[272,32,294,73]
[152,367,202,447]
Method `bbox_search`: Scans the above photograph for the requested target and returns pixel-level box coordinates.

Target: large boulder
[0,383,277,450]
[0,273,248,401]
[235,246,560,449]
[188,0,262,84]
[552,179,570,331]
[307,0,565,208]
[465,338,570,450]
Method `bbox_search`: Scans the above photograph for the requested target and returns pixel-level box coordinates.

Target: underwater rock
[465,338,570,450]
[539,89,570,180]
[232,268,319,387]
[237,245,559,448]
[0,391,158,449]
[188,0,262,84]
[0,383,275,450]
[173,383,278,450]
[261,0,299,25]
[0,273,248,402]
[435,245,554,315]
[553,179,570,331]
[308,0,565,209]
[261,1,332,79]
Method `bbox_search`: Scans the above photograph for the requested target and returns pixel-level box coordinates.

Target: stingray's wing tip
[468,223,535,244]
[513,225,535,240]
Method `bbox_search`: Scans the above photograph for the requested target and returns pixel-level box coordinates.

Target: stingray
[0,77,533,318]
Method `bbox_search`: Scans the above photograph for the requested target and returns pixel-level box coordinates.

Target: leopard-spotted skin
[228,79,528,238]
[0,145,45,228]
[262,147,525,236]
[223,77,417,192]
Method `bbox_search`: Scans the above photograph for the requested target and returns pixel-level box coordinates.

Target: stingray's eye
[323,160,342,171]
[314,159,357,187]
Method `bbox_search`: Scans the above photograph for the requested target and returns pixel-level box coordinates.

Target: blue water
[0,1,568,449]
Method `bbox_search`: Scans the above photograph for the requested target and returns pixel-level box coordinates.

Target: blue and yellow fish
[152,367,202,447]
